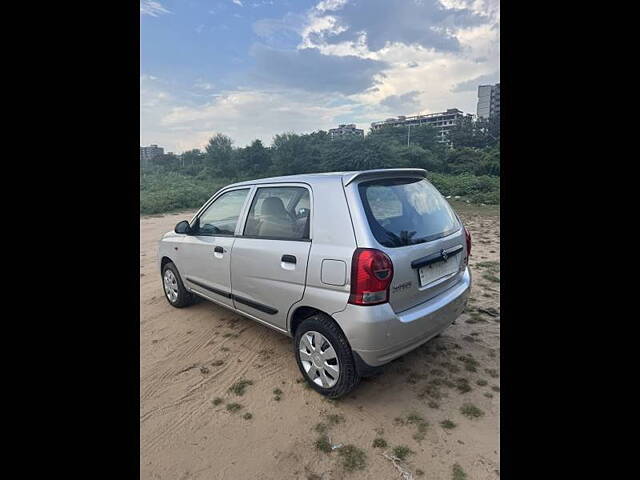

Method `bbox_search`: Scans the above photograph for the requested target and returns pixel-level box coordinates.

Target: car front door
[180,187,252,308]
[230,184,312,331]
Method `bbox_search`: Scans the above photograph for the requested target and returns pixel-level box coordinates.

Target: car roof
[225,168,427,188]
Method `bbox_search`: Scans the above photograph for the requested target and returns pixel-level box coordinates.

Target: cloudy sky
[141,0,499,153]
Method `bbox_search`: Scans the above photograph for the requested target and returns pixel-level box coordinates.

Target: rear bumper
[334,267,471,368]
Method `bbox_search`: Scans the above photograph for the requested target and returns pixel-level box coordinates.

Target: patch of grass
[200,366,210,374]
[482,273,500,283]
[338,445,367,472]
[455,378,472,394]
[314,422,328,434]
[457,355,479,372]
[476,379,488,386]
[406,412,425,425]
[326,414,345,426]
[220,347,230,352]
[212,397,224,406]
[485,368,499,378]
[460,403,484,419]
[452,463,467,480]
[226,402,242,413]
[421,384,443,400]
[314,435,332,453]
[427,400,440,409]
[273,387,283,401]
[430,368,446,376]
[476,260,500,271]
[491,385,500,392]
[484,392,494,398]
[440,419,457,429]
[243,412,253,420]
[392,445,414,461]
[228,379,254,396]
[372,437,387,448]
[211,360,224,366]
[416,469,425,476]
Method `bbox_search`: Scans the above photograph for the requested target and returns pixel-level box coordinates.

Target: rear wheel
[162,262,194,308]
[294,314,360,398]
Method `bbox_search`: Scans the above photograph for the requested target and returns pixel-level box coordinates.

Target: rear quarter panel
[289,178,357,331]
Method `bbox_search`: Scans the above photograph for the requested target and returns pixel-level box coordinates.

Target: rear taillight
[464,227,472,265]
[349,248,394,306]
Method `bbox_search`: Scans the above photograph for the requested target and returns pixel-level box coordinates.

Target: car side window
[193,189,250,236]
[243,187,310,240]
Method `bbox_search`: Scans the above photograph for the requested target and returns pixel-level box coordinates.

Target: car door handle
[281,254,296,264]
[214,246,224,254]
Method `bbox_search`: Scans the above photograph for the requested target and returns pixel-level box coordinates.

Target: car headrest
[261,196,287,217]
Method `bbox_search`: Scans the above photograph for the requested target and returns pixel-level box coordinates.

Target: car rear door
[230,184,312,331]
[345,175,467,313]
[180,187,252,309]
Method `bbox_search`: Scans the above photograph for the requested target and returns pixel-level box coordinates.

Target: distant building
[370,108,469,143]
[477,83,500,119]
[328,124,364,139]
[140,144,164,165]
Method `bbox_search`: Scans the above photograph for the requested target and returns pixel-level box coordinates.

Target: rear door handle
[214,246,224,254]
[281,254,296,264]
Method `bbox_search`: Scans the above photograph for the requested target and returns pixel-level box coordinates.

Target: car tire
[161,262,194,308]
[294,313,360,398]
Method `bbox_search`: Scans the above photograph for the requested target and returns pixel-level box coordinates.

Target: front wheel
[162,262,194,308]
[294,314,360,398]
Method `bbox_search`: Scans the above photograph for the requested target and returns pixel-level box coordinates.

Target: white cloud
[141,75,358,151]
[194,80,215,91]
[140,1,170,17]
[232,0,244,6]
[140,0,500,151]
[295,0,499,117]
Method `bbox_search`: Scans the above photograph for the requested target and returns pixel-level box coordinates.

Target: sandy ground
[140,202,500,480]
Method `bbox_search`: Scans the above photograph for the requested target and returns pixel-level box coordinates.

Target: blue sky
[141,0,499,153]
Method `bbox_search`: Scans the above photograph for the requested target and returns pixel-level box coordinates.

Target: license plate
[418,254,461,287]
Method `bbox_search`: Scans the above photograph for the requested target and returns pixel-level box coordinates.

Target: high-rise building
[370,108,468,143]
[140,145,165,165]
[328,124,364,139]
[477,83,500,119]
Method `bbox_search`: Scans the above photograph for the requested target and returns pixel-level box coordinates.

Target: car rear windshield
[358,178,460,248]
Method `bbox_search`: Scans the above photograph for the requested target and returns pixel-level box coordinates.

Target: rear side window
[243,186,310,240]
[358,178,460,248]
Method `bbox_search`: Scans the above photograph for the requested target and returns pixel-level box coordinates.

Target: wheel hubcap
[299,331,340,388]
[163,270,179,303]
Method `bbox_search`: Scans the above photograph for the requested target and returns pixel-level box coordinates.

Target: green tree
[205,133,235,177]
[237,139,272,178]
[448,116,499,149]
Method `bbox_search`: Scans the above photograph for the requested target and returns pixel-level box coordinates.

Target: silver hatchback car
[158,168,472,397]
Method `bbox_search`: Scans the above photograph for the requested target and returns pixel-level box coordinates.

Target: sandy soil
[140,202,500,480]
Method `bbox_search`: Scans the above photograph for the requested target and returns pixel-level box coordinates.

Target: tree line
[140,117,500,214]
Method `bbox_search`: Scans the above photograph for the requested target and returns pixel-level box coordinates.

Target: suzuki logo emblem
[441,249,448,261]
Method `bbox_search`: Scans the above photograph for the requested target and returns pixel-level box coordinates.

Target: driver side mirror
[174,220,192,235]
